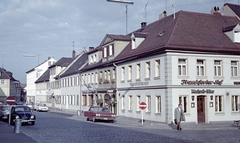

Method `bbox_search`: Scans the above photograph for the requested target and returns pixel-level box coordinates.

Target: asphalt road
[16,111,240,143]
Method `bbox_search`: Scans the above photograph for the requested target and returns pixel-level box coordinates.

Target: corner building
[114,11,240,124]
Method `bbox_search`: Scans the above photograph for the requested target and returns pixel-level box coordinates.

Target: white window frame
[145,62,150,79]
[128,65,132,81]
[154,59,160,78]
[215,95,223,112]
[231,95,240,112]
[231,61,238,77]
[146,95,151,112]
[214,60,222,76]
[156,96,161,113]
[178,59,187,76]
[179,96,188,113]
[136,63,141,80]
[197,59,205,76]
[121,67,125,81]
[109,45,113,56]
[128,95,132,110]
[136,95,141,111]
[122,95,125,110]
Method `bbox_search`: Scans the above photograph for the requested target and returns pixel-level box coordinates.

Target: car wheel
[86,118,89,121]
[31,121,35,125]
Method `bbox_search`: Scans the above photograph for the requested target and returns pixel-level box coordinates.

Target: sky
[0,0,239,84]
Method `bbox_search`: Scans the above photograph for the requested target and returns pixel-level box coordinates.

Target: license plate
[104,118,108,120]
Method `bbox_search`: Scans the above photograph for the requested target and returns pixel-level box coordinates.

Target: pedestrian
[174,103,185,130]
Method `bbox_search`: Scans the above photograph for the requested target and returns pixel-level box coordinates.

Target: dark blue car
[10,105,36,125]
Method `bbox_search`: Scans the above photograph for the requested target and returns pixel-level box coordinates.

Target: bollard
[77,110,81,116]
[14,119,21,133]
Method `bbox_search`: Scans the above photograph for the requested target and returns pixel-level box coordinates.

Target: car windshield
[15,106,30,112]
[2,106,10,110]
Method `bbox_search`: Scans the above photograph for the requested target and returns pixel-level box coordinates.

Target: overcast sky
[0,0,239,84]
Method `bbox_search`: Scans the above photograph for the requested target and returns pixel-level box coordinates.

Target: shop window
[82,95,87,106]
[215,95,223,112]
[146,95,151,112]
[156,96,161,113]
[179,96,188,113]
[232,95,240,111]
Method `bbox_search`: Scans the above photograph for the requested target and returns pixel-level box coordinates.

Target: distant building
[26,57,56,103]
[0,68,21,104]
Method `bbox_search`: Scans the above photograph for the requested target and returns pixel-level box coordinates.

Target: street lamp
[107,0,134,34]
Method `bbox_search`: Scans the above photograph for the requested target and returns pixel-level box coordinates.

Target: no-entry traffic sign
[6,96,16,105]
[139,102,147,110]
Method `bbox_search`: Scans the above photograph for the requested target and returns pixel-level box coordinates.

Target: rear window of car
[15,106,30,112]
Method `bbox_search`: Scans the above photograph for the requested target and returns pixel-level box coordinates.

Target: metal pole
[125,5,128,34]
[141,110,143,126]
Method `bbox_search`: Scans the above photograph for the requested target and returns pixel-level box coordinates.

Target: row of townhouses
[26,3,240,124]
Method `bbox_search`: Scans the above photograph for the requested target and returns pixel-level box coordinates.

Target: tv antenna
[107,0,134,34]
[144,0,150,22]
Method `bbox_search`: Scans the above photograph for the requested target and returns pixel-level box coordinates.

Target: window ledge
[144,78,150,81]
[127,79,132,82]
[145,111,151,114]
[177,75,189,79]
[121,80,125,83]
[230,77,240,80]
[154,113,161,115]
[136,78,141,81]
[128,110,132,113]
[196,76,208,79]
[136,111,141,113]
[121,109,125,113]
[215,112,225,116]
[154,76,160,80]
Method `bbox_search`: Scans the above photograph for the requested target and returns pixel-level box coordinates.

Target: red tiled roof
[115,11,240,63]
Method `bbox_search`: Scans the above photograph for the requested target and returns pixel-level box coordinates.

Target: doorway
[197,96,205,123]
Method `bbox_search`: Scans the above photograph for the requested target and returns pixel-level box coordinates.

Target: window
[179,96,188,113]
[82,95,87,106]
[91,73,94,84]
[156,96,161,113]
[136,95,141,111]
[215,95,223,112]
[231,95,240,112]
[95,72,98,84]
[121,67,125,81]
[146,96,151,112]
[234,31,240,43]
[109,45,113,56]
[145,62,150,79]
[214,60,222,76]
[128,65,132,81]
[178,59,187,76]
[129,95,132,110]
[103,47,107,58]
[122,95,125,110]
[231,61,238,77]
[155,60,160,77]
[197,59,205,76]
[136,63,141,80]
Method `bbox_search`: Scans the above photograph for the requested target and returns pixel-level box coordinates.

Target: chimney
[211,6,221,15]
[141,22,147,28]
[159,11,167,20]
[89,47,94,51]
[72,50,76,58]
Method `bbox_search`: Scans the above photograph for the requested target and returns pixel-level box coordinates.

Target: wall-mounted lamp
[191,96,195,101]
[210,95,213,100]
[226,92,229,96]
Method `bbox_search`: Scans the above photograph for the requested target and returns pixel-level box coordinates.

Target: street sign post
[6,96,16,105]
[139,102,147,126]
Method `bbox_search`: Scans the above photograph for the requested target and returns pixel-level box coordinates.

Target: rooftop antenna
[72,41,75,50]
[107,0,134,34]
[144,0,150,22]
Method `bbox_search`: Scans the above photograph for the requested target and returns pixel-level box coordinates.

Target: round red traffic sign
[139,102,147,110]
[6,96,16,105]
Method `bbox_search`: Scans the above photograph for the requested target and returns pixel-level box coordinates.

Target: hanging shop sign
[191,89,214,94]
[181,80,223,86]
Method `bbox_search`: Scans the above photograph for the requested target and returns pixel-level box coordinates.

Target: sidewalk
[49,108,240,131]
[0,121,36,143]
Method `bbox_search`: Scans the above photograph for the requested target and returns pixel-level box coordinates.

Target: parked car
[26,103,34,110]
[36,103,48,112]
[10,105,36,125]
[84,106,116,123]
[0,105,11,121]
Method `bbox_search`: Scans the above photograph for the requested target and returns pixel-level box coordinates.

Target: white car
[36,103,48,112]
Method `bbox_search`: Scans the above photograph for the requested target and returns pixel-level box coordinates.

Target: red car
[84,106,116,123]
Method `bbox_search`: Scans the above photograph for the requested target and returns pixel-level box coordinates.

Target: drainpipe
[113,63,119,116]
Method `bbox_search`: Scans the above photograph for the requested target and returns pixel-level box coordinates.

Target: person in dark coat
[174,104,185,130]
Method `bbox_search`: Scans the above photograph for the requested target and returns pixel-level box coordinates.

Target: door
[197,96,205,123]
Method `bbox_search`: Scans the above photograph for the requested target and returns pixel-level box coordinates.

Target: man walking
[174,104,185,130]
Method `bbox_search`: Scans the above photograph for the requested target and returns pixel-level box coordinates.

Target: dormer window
[234,31,240,43]
[131,33,147,49]
[102,44,114,58]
